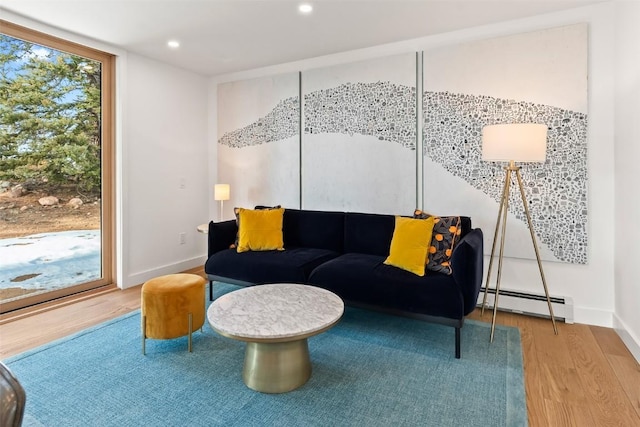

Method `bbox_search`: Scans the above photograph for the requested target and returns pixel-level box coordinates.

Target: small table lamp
[214,184,230,222]
[480,123,558,342]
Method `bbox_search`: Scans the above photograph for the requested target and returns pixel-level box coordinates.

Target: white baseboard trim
[477,288,574,323]
[573,307,613,327]
[613,314,640,363]
[476,288,615,328]
[120,255,207,289]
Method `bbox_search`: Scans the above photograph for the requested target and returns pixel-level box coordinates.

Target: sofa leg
[209,280,213,301]
[455,327,461,359]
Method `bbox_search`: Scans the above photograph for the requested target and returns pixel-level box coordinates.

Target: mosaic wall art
[217,72,300,215]
[218,96,298,148]
[215,26,588,263]
[302,53,417,215]
[304,81,416,150]
[422,24,588,264]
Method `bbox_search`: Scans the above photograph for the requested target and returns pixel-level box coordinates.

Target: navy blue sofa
[205,208,484,358]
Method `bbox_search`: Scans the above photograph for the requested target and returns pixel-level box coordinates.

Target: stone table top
[208,283,344,343]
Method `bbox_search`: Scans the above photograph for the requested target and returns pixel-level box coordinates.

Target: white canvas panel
[217,72,300,215]
[423,24,588,264]
[218,73,299,134]
[218,138,300,218]
[302,54,416,92]
[424,25,587,113]
[303,53,417,215]
[304,134,416,215]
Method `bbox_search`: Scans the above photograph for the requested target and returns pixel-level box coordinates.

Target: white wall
[2,10,211,289]
[121,54,209,287]
[207,81,220,221]
[210,3,620,329]
[613,0,640,361]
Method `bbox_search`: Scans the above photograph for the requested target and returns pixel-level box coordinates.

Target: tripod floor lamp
[480,123,558,342]
[214,184,230,222]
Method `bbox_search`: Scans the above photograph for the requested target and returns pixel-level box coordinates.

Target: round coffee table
[207,283,344,393]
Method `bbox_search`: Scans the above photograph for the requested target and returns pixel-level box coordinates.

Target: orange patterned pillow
[414,209,462,275]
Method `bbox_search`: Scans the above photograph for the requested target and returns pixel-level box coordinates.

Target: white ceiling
[1,0,605,76]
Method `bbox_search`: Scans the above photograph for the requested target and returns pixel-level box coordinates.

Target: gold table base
[243,339,312,394]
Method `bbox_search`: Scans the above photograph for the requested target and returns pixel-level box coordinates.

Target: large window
[0,21,114,313]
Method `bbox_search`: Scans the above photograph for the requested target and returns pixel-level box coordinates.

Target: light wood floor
[1,274,638,426]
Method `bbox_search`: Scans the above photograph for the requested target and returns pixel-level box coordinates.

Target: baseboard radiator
[477,288,574,324]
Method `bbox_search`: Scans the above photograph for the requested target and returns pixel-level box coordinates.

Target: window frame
[1,20,115,313]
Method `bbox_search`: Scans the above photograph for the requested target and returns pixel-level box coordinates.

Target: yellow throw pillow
[236,207,285,253]
[384,216,435,276]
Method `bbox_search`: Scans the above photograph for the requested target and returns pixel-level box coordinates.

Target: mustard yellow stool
[141,273,206,355]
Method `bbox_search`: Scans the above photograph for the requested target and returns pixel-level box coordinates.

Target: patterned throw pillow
[230,205,282,249]
[414,209,462,275]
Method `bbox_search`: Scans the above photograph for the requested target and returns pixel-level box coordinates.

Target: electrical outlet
[179,177,186,189]
[179,232,186,245]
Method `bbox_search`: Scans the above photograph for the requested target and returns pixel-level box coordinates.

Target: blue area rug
[6,283,526,426]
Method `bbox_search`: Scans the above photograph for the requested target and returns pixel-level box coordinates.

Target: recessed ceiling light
[167,40,180,49]
[298,4,313,14]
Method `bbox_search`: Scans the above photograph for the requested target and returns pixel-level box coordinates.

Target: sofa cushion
[235,207,285,253]
[344,212,395,256]
[384,216,435,276]
[308,253,465,320]
[205,247,340,284]
[283,209,345,253]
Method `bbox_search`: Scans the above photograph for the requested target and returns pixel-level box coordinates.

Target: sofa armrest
[207,220,237,257]
[450,228,484,315]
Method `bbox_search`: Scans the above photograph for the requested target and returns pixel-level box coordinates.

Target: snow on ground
[0,230,101,290]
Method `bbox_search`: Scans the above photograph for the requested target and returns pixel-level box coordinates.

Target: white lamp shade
[214,184,230,201]
[482,123,547,163]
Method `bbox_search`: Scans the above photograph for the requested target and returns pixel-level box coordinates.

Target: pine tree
[0,34,101,193]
